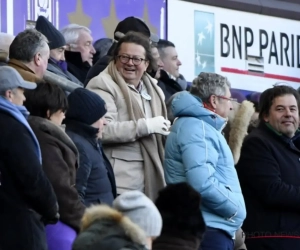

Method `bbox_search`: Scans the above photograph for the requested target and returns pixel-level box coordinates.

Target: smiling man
[236,85,300,250]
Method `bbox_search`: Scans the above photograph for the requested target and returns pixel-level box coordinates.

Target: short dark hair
[9,29,48,63]
[157,39,175,59]
[112,31,156,72]
[259,85,300,121]
[24,82,68,119]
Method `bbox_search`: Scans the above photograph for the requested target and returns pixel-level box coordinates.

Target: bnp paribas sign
[168,0,300,92]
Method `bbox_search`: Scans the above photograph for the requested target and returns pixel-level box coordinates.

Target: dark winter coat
[65,50,91,84]
[236,122,300,250]
[0,102,58,250]
[157,70,185,103]
[84,42,117,86]
[28,116,86,232]
[65,120,116,206]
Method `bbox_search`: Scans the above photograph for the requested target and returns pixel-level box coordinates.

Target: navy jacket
[237,122,300,250]
[65,120,116,206]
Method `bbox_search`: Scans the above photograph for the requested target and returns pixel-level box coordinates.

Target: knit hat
[35,15,66,50]
[66,88,107,125]
[114,16,159,43]
[113,191,162,237]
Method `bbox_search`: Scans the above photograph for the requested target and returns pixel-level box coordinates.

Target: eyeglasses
[216,95,238,103]
[117,55,148,66]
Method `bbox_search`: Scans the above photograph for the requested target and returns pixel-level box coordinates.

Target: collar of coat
[8,59,43,83]
[28,116,78,156]
[262,122,300,144]
[65,119,99,143]
[65,50,91,69]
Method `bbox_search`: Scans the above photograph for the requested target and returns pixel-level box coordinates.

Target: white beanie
[113,191,162,237]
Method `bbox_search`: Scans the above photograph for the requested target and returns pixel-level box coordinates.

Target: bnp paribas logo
[194,10,215,76]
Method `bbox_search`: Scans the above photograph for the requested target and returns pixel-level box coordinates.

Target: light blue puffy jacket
[164,91,246,238]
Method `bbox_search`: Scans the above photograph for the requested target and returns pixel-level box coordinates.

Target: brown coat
[28,116,85,232]
[8,59,42,83]
[86,64,166,200]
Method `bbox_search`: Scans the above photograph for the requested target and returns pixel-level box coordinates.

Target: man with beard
[237,85,300,250]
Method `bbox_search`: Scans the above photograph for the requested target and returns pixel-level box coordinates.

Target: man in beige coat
[86,32,170,201]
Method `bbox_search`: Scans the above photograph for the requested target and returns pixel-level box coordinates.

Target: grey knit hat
[113,191,162,237]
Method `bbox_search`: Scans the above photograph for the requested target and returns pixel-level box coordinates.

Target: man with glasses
[164,72,246,250]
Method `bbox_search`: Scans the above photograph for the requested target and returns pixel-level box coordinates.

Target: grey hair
[190,72,231,102]
[0,32,15,54]
[0,88,17,98]
[9,29,48,63]
[60,24,91,46]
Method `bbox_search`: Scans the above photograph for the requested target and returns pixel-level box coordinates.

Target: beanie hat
[113,191,162,237]
[35,15,66,50]
[66,88,107,125]
[114,16,159,43]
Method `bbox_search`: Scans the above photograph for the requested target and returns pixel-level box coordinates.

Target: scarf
[107,61,166,200]
[0,97,42,163]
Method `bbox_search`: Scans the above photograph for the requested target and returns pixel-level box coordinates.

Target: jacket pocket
[112,148,144,161]
[111,148,144,191]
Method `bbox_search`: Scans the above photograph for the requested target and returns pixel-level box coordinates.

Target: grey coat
[47,61,83,87]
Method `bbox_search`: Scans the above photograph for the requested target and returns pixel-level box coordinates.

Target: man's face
[91,116,107,139]
[50,46,66,61]
[74,30,95,66]
[160,46,181,78]
[264,94,299,138]
[210,86,233,119]
[35,43,50,78]
[151,47,164,79]
[10,88,26,106]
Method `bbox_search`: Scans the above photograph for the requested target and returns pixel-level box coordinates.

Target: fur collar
[28,116,78,156]
[228,100,255,164]
[81,205,147,245]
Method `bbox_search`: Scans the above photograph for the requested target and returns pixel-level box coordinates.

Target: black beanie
[35,15,66,50]
[66,88,107,125]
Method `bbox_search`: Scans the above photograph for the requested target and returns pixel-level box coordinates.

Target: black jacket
[157,70,185,103]
[65,51,91,84]
[84,42,117,86]
[236,122,300,250]
[65,120,116,206]
[0,111,58,250]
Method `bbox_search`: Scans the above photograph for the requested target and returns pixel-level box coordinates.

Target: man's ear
[209,95,217,109]
[34,53,41,66]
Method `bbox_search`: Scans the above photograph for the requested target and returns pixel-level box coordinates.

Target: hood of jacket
[72,205,147,250]
[172,91,227,131]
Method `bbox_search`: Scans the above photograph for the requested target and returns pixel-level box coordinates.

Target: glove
[146,116,171,136]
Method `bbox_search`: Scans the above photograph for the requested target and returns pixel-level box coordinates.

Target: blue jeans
[199,227,234,250]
